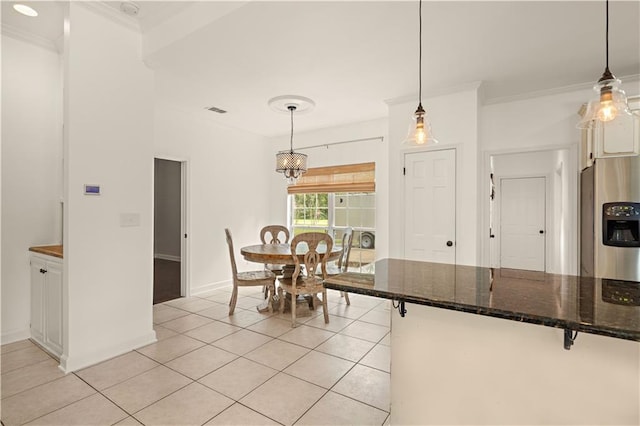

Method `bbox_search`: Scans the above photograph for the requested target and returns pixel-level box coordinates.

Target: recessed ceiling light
[13,3,38,17]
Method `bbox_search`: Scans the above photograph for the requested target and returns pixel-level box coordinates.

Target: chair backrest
[224,228,238,279]
[260,225,290,244]
[337,227,354,273]
[290,232,333,280]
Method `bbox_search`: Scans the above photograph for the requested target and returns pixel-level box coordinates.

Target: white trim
[1,328,31,345]
[1,23,59,53]
[190,280,232,297]
[180,161,190,298]
[154,254,181,262]
[58,330,156,373]
[77,2,140,33]
[385,81,483,106]
[485,74,640,106]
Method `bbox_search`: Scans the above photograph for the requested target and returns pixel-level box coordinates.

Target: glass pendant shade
[577,75,633,129]
[276,150,307,185]
[404,104,438,146]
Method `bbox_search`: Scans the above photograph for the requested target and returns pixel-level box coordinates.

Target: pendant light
[271,95,314,184]
[577,0,633,129]
[404,0,437,146]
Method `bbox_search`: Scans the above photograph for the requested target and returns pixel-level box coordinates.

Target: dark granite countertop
[324,258,640,342]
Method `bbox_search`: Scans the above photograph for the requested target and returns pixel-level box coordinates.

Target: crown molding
[385,81,483,106]
[1,23,59,53]
[483,74,640,106]
[77,1,140,33]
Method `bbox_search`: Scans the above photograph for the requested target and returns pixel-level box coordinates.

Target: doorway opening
[153,158,187,304]
[484,147,578,275]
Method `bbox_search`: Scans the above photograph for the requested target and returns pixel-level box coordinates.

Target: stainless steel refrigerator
[580,154,640,281]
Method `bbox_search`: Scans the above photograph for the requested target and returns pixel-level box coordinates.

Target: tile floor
[1,287,391,426]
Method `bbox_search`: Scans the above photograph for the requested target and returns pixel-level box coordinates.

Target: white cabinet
[593,97,640,159]
[30,254,63,358]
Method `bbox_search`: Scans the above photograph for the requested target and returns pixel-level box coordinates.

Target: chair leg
[291,293,297,327]
[278,287,285,314]
[229,285,238,315]
[267,283,274,313]
[322,290,330,324]
[342,291,350,305]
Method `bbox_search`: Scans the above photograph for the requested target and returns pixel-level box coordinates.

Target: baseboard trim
[154,254,181,262]
[59,330,157,373]
[1,327,31,345]
[191,279,232,297]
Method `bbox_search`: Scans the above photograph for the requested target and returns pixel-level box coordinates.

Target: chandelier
[276,105,307,184]
[270,95,314,185]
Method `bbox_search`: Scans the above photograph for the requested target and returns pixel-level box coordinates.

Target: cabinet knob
[39,268,47,274]
[446,241,453,247]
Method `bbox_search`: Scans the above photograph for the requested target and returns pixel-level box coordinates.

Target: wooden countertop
[29,245,63,259]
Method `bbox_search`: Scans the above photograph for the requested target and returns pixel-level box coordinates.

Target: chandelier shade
[276,150,308,185]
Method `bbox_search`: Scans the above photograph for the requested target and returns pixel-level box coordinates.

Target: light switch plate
[119,213,140,227]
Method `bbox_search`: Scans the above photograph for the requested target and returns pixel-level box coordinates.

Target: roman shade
[287,162,375,194]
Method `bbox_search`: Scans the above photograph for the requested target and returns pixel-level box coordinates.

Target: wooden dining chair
[325,227,353,305]
[260,225,290,245]
[259,225,290,298]
[225,228,276,315]
[278,232,332,327]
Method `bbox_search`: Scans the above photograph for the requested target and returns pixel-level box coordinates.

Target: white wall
[1,36,63,343]
[388,85,481,266]
[61,3,155,372]
[154,158,181,260]
[153,93,273,295]
[266,118,389,260]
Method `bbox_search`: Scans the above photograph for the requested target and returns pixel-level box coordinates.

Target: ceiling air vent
[205,106,227,114]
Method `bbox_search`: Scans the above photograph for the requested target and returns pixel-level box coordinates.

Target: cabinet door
[30,258,46,343]
[594,99,640,158]
[44,261,63,356]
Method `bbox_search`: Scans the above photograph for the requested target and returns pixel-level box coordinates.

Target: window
[288,163,375,272]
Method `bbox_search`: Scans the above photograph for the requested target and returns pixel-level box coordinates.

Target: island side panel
[391,304,639,425]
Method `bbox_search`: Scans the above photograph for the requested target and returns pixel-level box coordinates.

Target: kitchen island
[325,259,640,425]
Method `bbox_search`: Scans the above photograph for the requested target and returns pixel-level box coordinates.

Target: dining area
[225,225,355,327]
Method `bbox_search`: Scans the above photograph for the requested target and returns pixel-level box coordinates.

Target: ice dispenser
[602,202,640,247]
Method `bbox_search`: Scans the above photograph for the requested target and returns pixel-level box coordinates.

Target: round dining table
[240,243,343,265]
[241,242,343,314]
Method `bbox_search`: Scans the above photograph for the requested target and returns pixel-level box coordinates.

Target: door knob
[446,241,453,247]
[39,268,47,274]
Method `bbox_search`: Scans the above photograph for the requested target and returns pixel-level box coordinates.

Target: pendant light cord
[605,0,609,70]
[418,0,422,106]
[289,106,295,153]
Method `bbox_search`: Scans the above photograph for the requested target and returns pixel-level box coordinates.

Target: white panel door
[500,177,546,271]
[404,149,456,263]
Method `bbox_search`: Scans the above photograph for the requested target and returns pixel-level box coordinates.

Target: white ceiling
[2,1,640,137]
